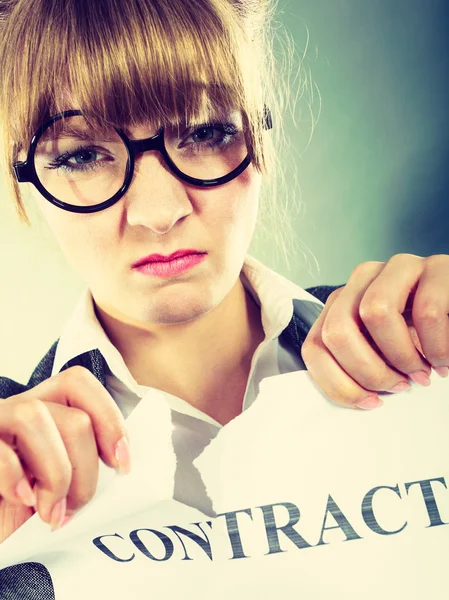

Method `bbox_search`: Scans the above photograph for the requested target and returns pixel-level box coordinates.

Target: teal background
[252,0,449,287]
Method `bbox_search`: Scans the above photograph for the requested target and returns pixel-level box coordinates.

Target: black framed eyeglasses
[13,106,273,214]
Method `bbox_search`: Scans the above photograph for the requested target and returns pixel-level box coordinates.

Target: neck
[94,278,265,424]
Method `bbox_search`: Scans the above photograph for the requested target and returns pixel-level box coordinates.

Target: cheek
[31,190,114,276]
[203,170,261,243]
[230,173,260,245]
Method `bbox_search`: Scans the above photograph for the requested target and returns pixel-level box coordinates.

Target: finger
[320,263,416,392]
[44,403,99,514]
[0,397,72,527]
[357,254,432,379]
[302,325,383,409]
[0,438,37,507]
[19,366,130,473]
[303,286,383,407]
[410,255,449,371]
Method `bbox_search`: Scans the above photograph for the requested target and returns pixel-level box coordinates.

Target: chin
[135,289,215,325]
[144,303,213,325]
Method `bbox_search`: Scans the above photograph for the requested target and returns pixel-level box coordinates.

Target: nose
[124,151,193,234]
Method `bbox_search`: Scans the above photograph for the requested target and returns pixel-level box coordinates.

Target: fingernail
[50,497,66,532]
[115,437,131,475]
[389,381,412,393]
[409,370,431,386]
[433,366,449,378]
[356,395,384,410]
[60,514,74,528]
[15,478,37,507]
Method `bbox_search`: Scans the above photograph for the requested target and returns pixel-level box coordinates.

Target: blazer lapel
[27,342,109,389]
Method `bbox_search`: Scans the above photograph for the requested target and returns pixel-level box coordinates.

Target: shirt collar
[52,254,323,391]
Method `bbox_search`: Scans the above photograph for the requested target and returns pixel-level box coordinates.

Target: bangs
[0,0,266,165]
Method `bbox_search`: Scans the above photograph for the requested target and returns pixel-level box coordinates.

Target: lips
[132,249,205,268]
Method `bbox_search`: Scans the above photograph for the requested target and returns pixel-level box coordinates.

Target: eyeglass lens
[32,113,248,208]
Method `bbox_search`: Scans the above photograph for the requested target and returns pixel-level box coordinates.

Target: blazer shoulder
[0,339,59,399]
[0,376,28,399]
[305,284,343,305]
[27,339,59,388]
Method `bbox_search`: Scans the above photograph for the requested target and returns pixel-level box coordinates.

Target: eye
[188,126,216,143]
[174,122,239,150]
[45,146,112,173]
[67,148,101,165]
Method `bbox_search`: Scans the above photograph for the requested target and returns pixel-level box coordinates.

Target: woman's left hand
[301,254,449,410]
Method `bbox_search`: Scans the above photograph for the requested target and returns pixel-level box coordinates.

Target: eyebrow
[38,127,121,146]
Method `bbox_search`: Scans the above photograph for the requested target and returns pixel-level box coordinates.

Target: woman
[0,0,447,547]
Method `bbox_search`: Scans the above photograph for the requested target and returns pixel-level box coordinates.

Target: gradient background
[1,0,448,382]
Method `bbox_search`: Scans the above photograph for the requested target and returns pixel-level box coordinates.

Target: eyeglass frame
[13,105,273,214]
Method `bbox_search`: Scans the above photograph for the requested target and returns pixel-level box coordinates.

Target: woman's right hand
[0,366,130,543]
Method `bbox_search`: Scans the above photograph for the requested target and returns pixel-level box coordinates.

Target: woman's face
[26,120,262,326]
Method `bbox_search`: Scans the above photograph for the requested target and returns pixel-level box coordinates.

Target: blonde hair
[0,0,310,263]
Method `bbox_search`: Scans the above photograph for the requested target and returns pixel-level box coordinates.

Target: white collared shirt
[52,255,323,514]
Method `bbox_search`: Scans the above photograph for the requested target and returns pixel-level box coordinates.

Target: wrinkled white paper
[1,372,449,599]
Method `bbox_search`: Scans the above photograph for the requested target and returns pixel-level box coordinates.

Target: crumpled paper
[0,372,449,599]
